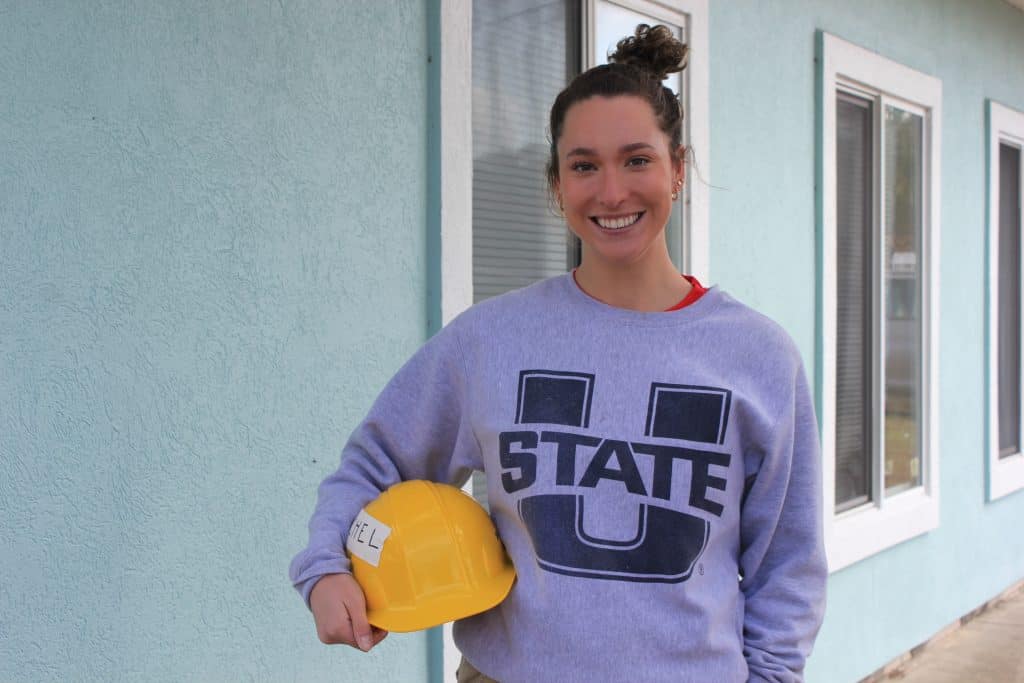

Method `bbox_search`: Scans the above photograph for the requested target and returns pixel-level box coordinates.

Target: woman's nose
[597,169,628,207]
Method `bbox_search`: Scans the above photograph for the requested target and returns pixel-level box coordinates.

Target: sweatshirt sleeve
[739,357,827,682]
[288,322,482,607]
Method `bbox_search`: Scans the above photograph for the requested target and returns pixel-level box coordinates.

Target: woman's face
[554,95,683,270]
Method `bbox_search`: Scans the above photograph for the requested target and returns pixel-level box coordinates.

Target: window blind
[835,93,874,511]
[472,0,579,305]
[999,143,1022,457]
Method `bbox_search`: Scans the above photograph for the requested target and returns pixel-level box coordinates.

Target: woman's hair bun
[609,24,689,81]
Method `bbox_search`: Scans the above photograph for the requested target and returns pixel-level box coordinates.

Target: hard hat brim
[366,565,516,633]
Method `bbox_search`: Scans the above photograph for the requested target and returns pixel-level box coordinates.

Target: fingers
[315,617,354,647]
[309,573,387,652]
[339,579,375,652]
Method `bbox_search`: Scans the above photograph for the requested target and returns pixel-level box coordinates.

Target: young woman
[291,24,826,683]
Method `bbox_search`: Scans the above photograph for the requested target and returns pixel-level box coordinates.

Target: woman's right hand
[309,573,389,651]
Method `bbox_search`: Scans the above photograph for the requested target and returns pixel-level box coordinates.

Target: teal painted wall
[707,1,1024,681]
[0,2,432,681]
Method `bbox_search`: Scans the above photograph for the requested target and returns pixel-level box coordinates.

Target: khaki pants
[456,657,500,683]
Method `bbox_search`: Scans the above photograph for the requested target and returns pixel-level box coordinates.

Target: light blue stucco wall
[707,1,1024,681]
[1,2,433,681]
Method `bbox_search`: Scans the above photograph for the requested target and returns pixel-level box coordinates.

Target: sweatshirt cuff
[290,552,352,609]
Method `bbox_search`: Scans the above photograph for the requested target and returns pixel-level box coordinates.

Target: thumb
[342,585,375,652]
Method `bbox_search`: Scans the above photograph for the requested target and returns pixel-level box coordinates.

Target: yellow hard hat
[346,480,516,633]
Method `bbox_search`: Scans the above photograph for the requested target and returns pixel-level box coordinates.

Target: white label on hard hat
[346,509,392,568]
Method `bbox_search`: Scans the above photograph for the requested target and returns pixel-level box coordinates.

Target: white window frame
[987,100,1024,501]
[438,1,708,677]
[820,32,942,572]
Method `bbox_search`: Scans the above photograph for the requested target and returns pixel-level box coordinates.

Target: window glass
[883,106,923,494]
[471,0,579,304]
[835,92,874,511]
[998,142,1022,458]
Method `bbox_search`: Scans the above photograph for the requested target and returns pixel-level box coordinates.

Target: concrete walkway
[873,583,1024,682]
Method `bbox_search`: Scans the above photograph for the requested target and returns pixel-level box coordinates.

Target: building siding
[708,2,1024,681]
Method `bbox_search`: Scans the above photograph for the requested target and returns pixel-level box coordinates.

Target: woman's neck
[574,251,691,312]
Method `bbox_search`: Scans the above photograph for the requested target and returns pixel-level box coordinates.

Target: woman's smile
[591,211,645,230]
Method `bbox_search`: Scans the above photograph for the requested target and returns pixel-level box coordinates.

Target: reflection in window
[883,106,923,495]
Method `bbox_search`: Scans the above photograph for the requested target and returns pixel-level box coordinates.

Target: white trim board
[439,0,473,327]
[439,5,473,679]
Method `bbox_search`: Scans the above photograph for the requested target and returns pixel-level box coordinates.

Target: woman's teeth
[593,212,642,230]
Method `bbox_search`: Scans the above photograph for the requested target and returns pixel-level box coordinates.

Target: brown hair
[545,24,689,191]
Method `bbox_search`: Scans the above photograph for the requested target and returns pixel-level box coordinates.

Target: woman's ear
[674,145,686,183]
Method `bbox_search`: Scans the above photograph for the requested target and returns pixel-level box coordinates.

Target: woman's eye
[571,161,596,173]
[627,157,651,167]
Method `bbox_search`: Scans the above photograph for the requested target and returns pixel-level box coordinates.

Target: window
[819,33,942,571]
[987,100,1024,501]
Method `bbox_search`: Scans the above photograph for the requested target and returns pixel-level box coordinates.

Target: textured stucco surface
[1,2,430,681]
[708,1,1024,681]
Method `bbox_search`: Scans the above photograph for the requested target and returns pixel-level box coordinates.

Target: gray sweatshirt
[290,273,827,682]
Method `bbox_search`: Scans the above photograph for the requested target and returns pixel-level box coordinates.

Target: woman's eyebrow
[565,142,656,158]
[565,146,597,158]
